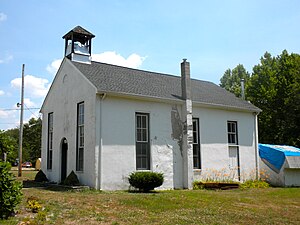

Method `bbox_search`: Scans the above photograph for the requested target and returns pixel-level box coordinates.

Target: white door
[228,146,239,180]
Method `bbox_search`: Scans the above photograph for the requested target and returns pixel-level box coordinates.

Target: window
[227,121,238,145]
[193,118,201,169]
[76,102,84,171]
[136,113,150,170]
[47,113,53,170]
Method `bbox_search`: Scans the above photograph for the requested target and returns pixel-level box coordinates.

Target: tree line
[220,50,300,147]
[0,117,42,165]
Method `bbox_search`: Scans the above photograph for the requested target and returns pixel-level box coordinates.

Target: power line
[0,107,40,111]
[24,104,40,119]
[0,122,19,124]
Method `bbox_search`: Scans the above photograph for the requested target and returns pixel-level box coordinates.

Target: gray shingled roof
[71,60,260,112]
[62,26,95,39]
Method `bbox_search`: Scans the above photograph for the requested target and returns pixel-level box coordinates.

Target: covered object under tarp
[259,144,300,187]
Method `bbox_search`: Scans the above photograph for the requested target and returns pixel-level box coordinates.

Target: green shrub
[193,181,204,190]
[0,161,23,219]
[62,171,80,186]
[34,170,48,182]
[240,179,270,189]
[128,171,164,192]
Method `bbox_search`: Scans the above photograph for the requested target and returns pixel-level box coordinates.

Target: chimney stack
[181,59,191,100]
[241,78,245,100]
[180,59,193,189]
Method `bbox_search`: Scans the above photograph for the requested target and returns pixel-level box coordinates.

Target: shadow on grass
[127,189,162,194]
[22,180,90,192]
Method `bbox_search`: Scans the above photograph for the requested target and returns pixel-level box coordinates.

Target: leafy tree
[23,117,42,166]
[4,117,42,165]
[247,50,300,147]
[4,128,19,164]
[220,64,250,98]
[0,130,17,163]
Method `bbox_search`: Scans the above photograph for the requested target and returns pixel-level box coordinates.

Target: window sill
[136,169,151,172]
[228,144,239,147]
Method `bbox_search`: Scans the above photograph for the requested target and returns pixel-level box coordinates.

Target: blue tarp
[258,144,300,172]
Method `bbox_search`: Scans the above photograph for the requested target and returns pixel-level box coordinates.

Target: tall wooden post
[18,64,25,177]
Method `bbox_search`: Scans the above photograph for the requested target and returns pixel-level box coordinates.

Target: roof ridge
[90,60,182,79]
[89,61,216,84]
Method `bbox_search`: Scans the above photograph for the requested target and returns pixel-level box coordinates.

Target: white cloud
[24,98,36,108]
[46,59,62,75]
[0,110,10,118]
[0,90,4,96]
[46,52,145,75]
[11,75,50,98]
[92,51,146,68]
[0,107,17,120]
[0,54,13,64]
[0,13,7,22]
[0,104,18,130]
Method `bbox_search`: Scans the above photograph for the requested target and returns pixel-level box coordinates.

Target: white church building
[41,26,261,190]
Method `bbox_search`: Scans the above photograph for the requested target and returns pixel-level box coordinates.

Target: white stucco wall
[98,97,258,190]
[193,107,257,182]
[99,96,179,190]
[41,59,97,187]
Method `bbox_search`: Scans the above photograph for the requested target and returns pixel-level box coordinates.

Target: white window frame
[76,102,84,171]
[227,121,238,145]
[136,114,149,143]
[135,113,150,170]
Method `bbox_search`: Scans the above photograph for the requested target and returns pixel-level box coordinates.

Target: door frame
[61,138,68,182]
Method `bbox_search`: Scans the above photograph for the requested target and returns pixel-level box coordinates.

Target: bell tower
[62,26,95,64]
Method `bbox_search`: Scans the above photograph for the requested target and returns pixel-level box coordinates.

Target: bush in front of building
[62,171,81,186]
[0,161,23,219]
[128,171,164,192]
[34,170,48,182]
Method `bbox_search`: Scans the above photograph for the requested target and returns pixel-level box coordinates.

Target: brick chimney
[180,59,193,189]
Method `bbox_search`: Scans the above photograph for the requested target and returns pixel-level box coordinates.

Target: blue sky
[0,0,300,130]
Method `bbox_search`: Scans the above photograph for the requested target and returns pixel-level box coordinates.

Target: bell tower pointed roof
[62,26,95,64]
[62,26,95,39]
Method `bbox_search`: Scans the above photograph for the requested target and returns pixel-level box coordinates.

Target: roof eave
[96,90,261,113]
[193,101,262,113]
[96,91,184,104]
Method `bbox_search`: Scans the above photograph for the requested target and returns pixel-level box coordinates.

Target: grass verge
[2,170,300,224]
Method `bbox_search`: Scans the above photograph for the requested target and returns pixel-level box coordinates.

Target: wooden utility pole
[18,64,25,177]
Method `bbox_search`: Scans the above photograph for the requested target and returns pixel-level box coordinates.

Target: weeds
[26,197,42,213]
[194,168,271,190]
[240,179,270,189]
[199,167,238,183]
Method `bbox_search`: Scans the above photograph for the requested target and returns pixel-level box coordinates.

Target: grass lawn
[10,167,37,182]
[2,170,300,225]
